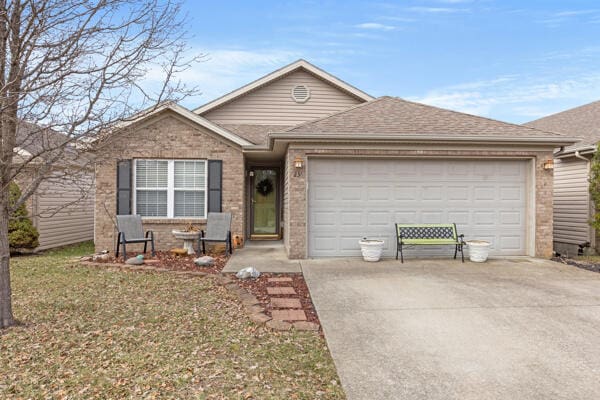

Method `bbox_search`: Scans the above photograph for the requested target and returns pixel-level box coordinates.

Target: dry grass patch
[0,242,344,399]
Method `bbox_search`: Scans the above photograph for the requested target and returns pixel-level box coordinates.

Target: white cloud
[407,7,468,13]
[144,48,301,107]
[355,22,396,31]
[553,9,598,17]
[410,73,600,122]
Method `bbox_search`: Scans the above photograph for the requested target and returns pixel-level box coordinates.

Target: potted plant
[359,238,385,262]
[466,240,491,262]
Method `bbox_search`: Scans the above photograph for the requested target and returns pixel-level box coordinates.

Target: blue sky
[176,0,600,123]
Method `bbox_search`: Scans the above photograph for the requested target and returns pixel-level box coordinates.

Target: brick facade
[94,112,244,254]
[284,146,554,259]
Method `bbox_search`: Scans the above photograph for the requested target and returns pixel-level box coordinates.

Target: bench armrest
[458,234,465,244]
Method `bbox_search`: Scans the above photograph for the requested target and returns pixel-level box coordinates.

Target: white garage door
[308,158,529,258]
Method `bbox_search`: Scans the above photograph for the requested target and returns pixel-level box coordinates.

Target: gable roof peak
[193,59,374,115]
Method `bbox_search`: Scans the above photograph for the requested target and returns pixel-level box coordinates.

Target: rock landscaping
[552,256,600,273]
[81,251,228,274]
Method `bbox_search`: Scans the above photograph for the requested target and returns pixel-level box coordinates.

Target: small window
[291,84,310,103]
[135,160,168,217]
[134,159,207,218]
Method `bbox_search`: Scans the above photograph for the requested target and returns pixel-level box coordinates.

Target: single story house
[14,123,95,250]
[94,60,576,259]
[526,100,600,256]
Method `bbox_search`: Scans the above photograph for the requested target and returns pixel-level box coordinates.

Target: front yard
[0,242,344,399]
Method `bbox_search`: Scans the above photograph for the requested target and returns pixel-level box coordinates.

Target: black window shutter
[117,160,132,215]
[207,160,222,213]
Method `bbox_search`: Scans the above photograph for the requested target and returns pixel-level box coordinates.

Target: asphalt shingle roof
[525,100,600,151]
[285,96,564,138]
[218,124,294,145]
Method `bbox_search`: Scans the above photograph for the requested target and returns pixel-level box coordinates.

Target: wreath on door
[256,178,274,197]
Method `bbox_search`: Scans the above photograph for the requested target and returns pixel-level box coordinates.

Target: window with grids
[134,159,207,218]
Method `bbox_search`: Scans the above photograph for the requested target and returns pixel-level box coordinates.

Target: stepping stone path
[271,298,302,308]
[271,309,307,321]
[268,277,293,283]
[266,287,296,295]
[265,276,310,331]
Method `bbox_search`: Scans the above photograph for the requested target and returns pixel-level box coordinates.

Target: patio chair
[115,215,155,260]
[198,212,233,255]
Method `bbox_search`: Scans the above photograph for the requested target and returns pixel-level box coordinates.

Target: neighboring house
[13,123,95,250]
[526,100,600,256]
[94,60,575,259]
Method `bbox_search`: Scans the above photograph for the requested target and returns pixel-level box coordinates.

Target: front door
[250,168,279,238]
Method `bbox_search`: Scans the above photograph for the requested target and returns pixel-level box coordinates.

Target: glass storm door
[251,169,278,236]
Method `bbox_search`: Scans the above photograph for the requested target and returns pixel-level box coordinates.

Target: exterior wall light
[293,156,304,177]
[543,159,554,170]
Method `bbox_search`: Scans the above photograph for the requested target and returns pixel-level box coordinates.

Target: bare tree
[0,0,198,329]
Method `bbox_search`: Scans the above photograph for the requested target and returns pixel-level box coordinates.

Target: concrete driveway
[302,258,600,400]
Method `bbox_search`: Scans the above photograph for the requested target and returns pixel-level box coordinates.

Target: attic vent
[291,85,310,103]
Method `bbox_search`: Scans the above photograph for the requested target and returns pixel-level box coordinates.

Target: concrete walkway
[222,241,302,273]
[302,257,600,400]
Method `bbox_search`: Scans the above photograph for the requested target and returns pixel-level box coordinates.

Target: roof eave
[265,133,579,147]
[115,103,252,147]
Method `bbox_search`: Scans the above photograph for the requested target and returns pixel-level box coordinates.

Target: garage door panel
[500,186,523,201]
[499,211,523,225]
[394,211,418,223]
[420,211,444,224]
[395,186,418,200]
[367,186,390,201]
[422,163,443,176]
[367,211,391,226]
[340,185,363,200]
[310,211,337,227]
[340,162,363,176]
[308,159,528,258]
[447,186,470,201]
[448,211,470,225]
[340,211,363,226]
[499,235,523,251]
[473,211,495,226]
[421,186,443,201]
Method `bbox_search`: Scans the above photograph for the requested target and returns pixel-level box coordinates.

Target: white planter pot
[359,239,385,262]
[466,240,491,262]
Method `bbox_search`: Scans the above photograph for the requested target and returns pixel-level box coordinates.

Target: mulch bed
[552,256,600,273]
[90,251,229,274]
[232,273,320,326]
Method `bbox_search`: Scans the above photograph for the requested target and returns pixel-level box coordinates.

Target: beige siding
[202,70,363,125]
[553,157,591,245]
[33,170,95,250]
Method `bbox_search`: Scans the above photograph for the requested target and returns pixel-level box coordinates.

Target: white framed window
[133,159,207,218]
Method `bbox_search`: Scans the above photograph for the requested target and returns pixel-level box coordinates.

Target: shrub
[8,182,39,249]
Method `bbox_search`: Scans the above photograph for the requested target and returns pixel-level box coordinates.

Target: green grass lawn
[0,242,344,399]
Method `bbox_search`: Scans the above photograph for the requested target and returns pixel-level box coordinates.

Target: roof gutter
[554,145,596,159]
[244,133,580,151]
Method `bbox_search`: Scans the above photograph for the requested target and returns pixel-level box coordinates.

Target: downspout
[574,150,589,163]
[575,151,594,253]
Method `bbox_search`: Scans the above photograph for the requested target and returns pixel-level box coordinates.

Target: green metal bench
[395,223,465,263]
